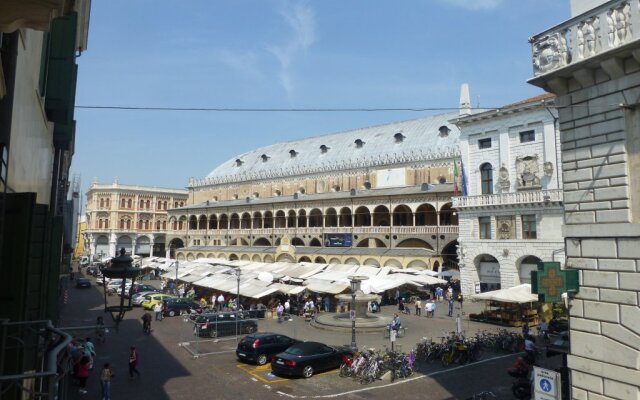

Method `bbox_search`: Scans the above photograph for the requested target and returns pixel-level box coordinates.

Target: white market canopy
[471,284,538,304]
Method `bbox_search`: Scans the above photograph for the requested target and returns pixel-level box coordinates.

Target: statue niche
[515,155,541,190]
[498,165,510,192]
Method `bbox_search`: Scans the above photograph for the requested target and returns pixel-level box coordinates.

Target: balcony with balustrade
[452,189,563,209]
[528,0,640,92]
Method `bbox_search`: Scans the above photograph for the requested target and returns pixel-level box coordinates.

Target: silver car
[132,291,159,306]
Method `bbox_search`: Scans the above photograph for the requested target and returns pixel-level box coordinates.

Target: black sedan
[75,278,91,288]
[163,298,202,317]
[236,333,299,365]
[271,342,353,378]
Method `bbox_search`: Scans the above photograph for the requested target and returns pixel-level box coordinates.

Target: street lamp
[235,268,241,341]
[101,248,142,326]
[350,279,357,350]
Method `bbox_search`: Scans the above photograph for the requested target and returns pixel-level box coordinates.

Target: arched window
[140,200,144,208]
[480,163,494,195]
[106,199,110,208]
[127,199,132,208]
[121,198,126,208]
[100,198,104,208]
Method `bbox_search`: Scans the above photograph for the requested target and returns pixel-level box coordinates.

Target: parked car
[142,293,177,310]
[86,265,99,276]
[193,312,257,338]
[132,291,160,306]
[236,333,300,365]
[163,298,202,317]
[125,283,158,298]
[271,342,353,378]
[75,278,91,289]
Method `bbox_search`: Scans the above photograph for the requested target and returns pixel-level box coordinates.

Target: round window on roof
[363,181,372,190]
[394,132,405,143]
[439,126,451,137]
[261,154,270,162]
[235,159,244,166]
[320,145,329,153]
[274,190,281,197]
[354,139,365,148]
[438,176,447,184]
[289,149,298,158]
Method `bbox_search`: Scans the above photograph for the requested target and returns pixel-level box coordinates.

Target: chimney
[459,83,471,116]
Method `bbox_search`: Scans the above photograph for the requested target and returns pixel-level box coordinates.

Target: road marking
[236,364,288,383]
[276,353,517,398]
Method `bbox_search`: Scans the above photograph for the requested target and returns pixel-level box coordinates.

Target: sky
[71,0,570,195]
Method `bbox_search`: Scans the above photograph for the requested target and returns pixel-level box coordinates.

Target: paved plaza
[60,274,558,399]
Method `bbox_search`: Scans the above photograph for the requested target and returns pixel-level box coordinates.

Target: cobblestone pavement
[60,275,560,399]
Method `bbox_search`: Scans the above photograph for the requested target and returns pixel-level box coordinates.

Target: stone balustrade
[530,0,640,78]
[452,189,563,208]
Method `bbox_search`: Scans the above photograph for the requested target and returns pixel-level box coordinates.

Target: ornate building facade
[83,180,188,259]
[529,0,640,398]
[452,92,565,295]
[168,113,462,269]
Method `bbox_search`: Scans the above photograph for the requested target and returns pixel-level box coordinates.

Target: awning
[269,283,307,295]
[305,280,350,295]
[471,284,538,304]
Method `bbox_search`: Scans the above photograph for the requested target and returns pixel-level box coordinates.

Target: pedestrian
[211,294,216,309]
[95,316,106,343]
[100,362,115,400]
[284,299,290,316]
[83,337,96,370]
[160,280,166,293]
[458,293,464,310]
[276,302,284,322]
[76,355,90,394]
[435,286,443,302]
[217,293,224,311]
[128,346,140,378]
[178,285,185,298]
[447,297,454,317]
[395,288,400,304]
[141,312,152,333]
[425,300,434,317]
[415,298,422,316]
[323,296,330,312]
[522,322,530,337]
[153,302,163,321]
[339,298,345,313]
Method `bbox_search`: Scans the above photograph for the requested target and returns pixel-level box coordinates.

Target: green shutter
[44,13,77,124]
[38,32,50,96]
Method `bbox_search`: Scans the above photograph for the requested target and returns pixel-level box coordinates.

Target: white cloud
[267,0,317,100]
[436,0,503,11]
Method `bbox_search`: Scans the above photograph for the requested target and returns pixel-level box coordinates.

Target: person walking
[276,302,284,323]
[76,355,90,394]
[415,298,422,316]
[211,294,216,310]
[284,299,290,317]
[323,296,330,312]
[100,362,115,400]
[153,302,163,321]
[141,312,152,333]
[83,337,96,370]
[128,346,140,378]
[447,297,455,317]
[457,293,464,310]
[160,280,166,293]
[217,293,224,311]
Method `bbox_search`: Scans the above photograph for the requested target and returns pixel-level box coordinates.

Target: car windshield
[285,345,316,356]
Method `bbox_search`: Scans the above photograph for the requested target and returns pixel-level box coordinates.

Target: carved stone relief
[515,155,541,189]
[532,30,570,75]
[496,216,515,240]
[607,2,631,48]
[498,165,510,192]
[577,17,600,59]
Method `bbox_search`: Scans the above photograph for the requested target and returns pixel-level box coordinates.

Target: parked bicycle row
[339,347,416,384]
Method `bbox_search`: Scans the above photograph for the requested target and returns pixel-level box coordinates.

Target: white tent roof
[471,284,538,304]
[308,264,360,282]
[305,280,350,294]
[362,274,422,294]
[268,283,307,295]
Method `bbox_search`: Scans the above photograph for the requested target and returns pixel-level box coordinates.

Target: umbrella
[257,271,274,283]
[438,270,460,278]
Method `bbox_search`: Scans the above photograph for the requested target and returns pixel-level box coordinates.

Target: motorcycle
[508,357,532,399]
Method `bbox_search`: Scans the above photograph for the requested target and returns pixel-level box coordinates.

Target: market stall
[469,284,539,327]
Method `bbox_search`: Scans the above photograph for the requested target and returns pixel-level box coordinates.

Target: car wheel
[302,365,314,378]
[169,310,175,317]
[209,330,218,338]
[257,354,268,365]
[245,325,256,334]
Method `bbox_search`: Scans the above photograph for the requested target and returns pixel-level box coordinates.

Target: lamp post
[350,279,357,350]
[235,268,241,341]
[101,248,142,327]
[174,260,179,295]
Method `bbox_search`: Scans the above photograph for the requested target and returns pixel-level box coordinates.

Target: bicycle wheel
[441,352,451,367]
[339,363,352,378]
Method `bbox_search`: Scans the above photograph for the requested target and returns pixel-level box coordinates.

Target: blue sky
[72,0,570,194]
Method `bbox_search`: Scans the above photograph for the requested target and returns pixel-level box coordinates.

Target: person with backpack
[76,355,90,394]
[128,346,140,378]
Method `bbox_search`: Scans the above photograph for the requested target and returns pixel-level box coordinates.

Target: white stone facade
[529,1,640,398]
[453,98,565,295]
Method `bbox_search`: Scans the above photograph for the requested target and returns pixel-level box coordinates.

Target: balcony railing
[170,225,459,236]
[530,0,640,78]
[452,189,563,208]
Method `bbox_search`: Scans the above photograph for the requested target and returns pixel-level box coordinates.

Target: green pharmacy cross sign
[531,262,579,303]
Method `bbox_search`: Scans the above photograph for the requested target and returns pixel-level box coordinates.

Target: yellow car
[142,293,176,310]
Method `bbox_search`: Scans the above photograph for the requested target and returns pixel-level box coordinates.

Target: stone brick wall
[555,72,640,399]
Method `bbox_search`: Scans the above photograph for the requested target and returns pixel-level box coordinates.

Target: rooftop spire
[459,83,471,116]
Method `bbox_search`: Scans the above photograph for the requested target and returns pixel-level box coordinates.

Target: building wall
[7,30,54,204]
[84,181,188,258]
[455,103,565,295]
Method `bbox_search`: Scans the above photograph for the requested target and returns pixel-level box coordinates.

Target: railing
[452,189,563,208]
[0,319,73,399]
[530,0,640,77]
